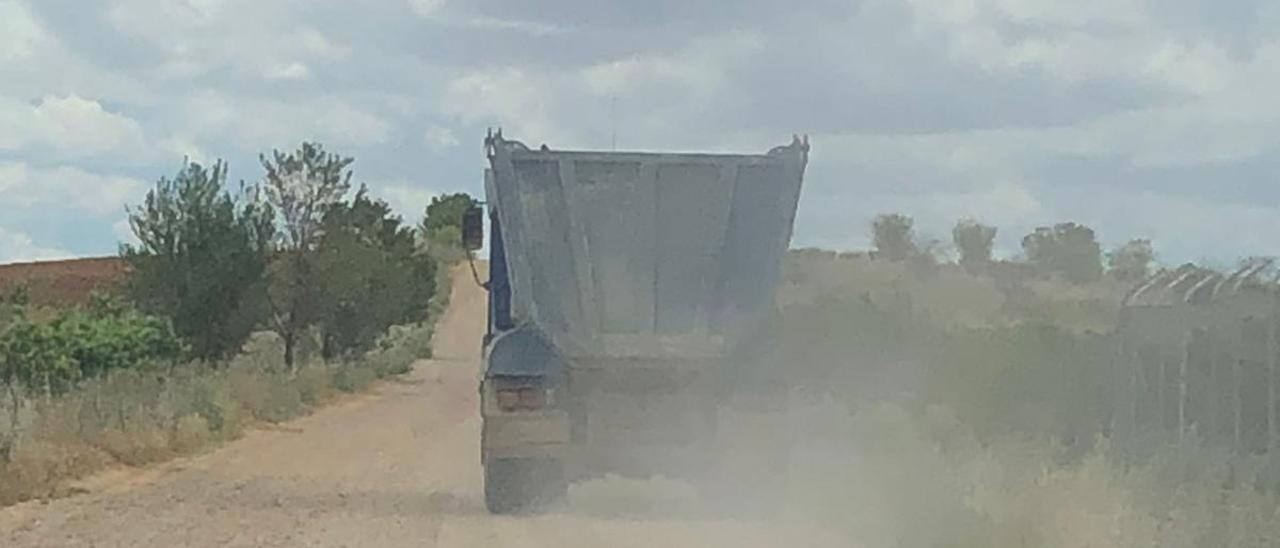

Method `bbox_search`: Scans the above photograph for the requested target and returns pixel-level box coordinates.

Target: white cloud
[1089,189,1280,259]
[0,94,148,158]
[407,0,561,35]
[33,95,147,156]
[0,0,46,61]
[112,218,138,246]
[106,1,350,82]
[0,2,147,103]
[0,161,146,216]
[263,61,311,81]
[0,227,71,264]
[157,135,210,165]
[901,0,1241,97]
[581,31,761,97]
[425,124,459,150]
[407,0,447,18]
[454,15,562,37]
[6,0,1280,264]
[175,90,391,152]
[920,182,1045,229]
[374,182,444,222]
[444,68,576,146]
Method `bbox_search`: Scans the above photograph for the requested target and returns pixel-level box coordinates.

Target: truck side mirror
[462,205,484,251]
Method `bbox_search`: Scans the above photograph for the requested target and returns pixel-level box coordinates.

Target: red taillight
[518,387,545,409]
[496,388,521,411]
[495,385,547,412]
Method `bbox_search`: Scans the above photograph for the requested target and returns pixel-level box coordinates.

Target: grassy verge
[792,401,1280,547]
[0,321,434,506]
[782,250,1280,546]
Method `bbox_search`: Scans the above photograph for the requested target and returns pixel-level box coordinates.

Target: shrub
[295,364,333,406]
[333,364,377,393]
[0,303,182,396]
[0,440,108,504]
[260,376,303,423]
[97,420,170,466]
[227,366,270,421]
[170,414,211,454]
[183,374,243,439]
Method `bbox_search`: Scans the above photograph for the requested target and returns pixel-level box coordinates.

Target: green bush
[333,364,377,393]
[178,373,242,438]
[0,244,439,504]
[358,323,431,379]
[0,302,182,396]
[295,364,333,406]
[260,378,303,423]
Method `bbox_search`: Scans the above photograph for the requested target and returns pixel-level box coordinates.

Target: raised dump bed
[475,131,808,514]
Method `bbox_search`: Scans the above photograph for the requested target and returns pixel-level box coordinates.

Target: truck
[464,130,808,514]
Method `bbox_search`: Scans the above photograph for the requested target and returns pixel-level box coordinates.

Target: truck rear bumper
[480,412,711,476]
[565,442,715,482]
[481,411,571,460]
[480,363,789,482]
[480,409,789,484]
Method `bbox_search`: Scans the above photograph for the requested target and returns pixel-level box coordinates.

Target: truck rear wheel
[483,458,567,514]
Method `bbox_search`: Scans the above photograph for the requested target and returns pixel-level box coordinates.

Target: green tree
[872,213,918,262]
[123,160,275,360]
[261,142,353,370]
[952,219,997,271]
[0,286,28,333]
[419,193,478,262]
[421,193,479,233]
[313,187,437,358]
[1107,239,1155,282]
[1021,222,1103,283]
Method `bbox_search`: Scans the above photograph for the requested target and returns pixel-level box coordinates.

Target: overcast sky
[2,0,1278,266]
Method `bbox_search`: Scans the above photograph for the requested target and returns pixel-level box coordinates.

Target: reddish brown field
[0,257,129,307]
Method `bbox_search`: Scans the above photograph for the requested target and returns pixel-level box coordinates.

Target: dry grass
[781,251,1125,332]
[792,401,1280,547]
[0,321,433,506]
[782,250,1280,546]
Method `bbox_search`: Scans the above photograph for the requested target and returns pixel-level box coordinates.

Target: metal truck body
[475,131,807,513]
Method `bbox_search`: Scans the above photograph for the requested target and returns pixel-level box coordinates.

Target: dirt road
[0,268,844,547]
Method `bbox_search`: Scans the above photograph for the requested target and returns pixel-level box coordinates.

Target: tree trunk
[1234,358,1243,452]
[6,382,20,461]
[1179,333,1190,445]
[283,330,296,373]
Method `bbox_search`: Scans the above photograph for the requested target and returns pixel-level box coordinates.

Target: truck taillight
[492,376,550,412]
[518,387,545,409]
[496,388,521,411]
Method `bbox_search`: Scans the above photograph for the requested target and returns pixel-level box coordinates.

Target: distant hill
[0,257,129,307]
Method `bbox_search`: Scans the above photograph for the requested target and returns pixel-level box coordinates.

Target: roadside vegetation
[783,214,1280,547]
[0,142,474,505]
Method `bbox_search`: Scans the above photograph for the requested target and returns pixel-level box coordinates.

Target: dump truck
[464,130,808,513]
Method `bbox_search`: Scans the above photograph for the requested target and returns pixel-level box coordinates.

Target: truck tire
[483,458,567,514]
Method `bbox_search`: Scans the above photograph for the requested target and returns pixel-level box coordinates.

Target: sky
[2,0,1279,266]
